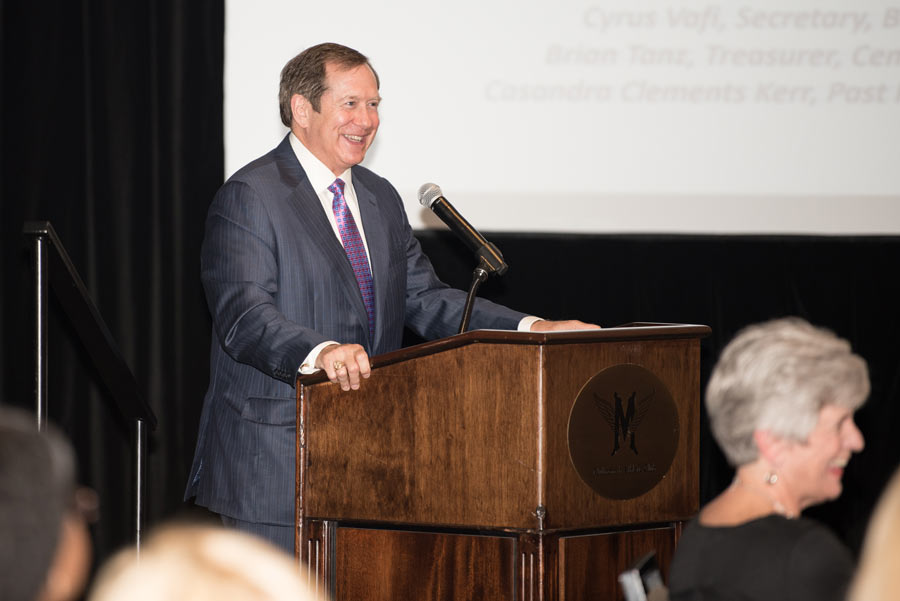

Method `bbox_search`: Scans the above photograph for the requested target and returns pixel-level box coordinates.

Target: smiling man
[185,43,597,551]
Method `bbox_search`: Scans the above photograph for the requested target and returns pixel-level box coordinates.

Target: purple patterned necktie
[328,178,375,340]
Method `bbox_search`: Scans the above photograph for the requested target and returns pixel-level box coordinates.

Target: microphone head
[417,183,443,208]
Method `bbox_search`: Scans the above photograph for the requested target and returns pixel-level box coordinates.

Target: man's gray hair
[706,317,869,466]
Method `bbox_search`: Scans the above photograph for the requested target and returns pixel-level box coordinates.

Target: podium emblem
[567,363,679,500]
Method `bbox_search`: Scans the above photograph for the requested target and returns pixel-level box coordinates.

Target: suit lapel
[353,173,389,347]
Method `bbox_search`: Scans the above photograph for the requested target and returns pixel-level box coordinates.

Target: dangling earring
[764,471,778,485]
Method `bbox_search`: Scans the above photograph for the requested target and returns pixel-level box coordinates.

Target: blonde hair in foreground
[88,524,325,601]
[847,468,900,601]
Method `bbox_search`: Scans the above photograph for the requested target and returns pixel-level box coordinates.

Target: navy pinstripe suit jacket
[185,136,525,525]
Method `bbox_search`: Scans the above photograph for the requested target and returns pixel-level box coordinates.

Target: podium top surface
[297,322,709,387]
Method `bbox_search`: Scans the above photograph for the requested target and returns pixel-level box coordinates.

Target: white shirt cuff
[517,316,543,332]
[298,341,339,373]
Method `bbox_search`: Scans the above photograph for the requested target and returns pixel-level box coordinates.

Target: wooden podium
[295,324,708,600]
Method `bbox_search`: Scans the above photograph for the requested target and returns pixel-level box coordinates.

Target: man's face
[294,62,380,176]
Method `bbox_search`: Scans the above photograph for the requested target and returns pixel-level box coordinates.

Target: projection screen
[225,0,900,234]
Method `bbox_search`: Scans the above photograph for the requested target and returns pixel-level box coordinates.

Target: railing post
[33,234,49,431]
[135,418,147,556]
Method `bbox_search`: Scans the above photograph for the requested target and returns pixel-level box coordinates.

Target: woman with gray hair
[668,317,868,601]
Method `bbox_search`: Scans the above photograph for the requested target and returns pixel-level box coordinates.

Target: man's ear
[291,94,311,128]
[753,429,790,467]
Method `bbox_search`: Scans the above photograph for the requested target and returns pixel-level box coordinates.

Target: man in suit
[185,42,597,552]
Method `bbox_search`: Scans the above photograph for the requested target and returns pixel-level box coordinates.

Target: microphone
[417,183,508,275]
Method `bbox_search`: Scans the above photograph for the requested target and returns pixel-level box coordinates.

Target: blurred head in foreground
[0,406,92,601]
[847,467,900,601]
[89,524,326,601]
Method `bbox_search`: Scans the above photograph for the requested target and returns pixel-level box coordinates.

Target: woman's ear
[754,429,790,468]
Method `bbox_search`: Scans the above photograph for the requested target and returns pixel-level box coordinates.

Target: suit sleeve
[201,180,330,384]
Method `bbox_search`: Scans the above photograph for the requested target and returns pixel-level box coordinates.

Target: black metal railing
[24,220,157,553]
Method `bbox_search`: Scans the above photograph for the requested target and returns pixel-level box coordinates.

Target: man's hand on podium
[316,343,371,391]
[529,319,602,332]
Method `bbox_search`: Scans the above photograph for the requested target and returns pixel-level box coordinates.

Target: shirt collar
[289,133,353,195]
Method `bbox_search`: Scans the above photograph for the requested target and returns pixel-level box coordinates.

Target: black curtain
[1,0,223,565]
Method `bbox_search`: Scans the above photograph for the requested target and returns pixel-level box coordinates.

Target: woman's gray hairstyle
[706,317,869,466]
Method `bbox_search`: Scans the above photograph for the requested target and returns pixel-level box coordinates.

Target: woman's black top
[669,515,854,601]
